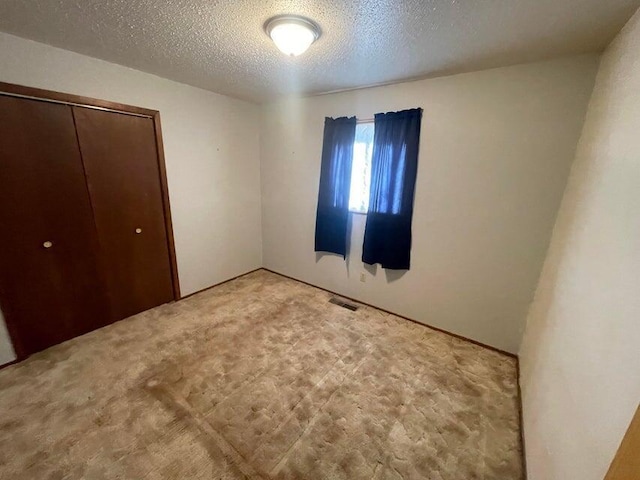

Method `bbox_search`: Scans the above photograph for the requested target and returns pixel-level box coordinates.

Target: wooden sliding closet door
[0,96,111,357]
[72,107,174,320]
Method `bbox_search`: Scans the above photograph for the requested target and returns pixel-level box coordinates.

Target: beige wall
[519,8,640,480]
[260,55,598,354]
[0,32,263,363]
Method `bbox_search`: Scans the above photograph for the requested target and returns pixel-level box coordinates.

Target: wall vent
[329,297,359,311]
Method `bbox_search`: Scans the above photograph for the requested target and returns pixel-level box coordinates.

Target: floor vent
[329,297,359,311]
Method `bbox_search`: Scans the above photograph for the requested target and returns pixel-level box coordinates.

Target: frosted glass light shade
[265,16,320,57]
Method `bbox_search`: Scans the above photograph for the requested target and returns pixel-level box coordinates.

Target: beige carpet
[0,270,523,479]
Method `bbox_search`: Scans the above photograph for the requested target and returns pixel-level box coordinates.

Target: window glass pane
[349,122,374,213]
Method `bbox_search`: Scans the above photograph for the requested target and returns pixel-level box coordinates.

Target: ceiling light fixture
[264,15,321,57]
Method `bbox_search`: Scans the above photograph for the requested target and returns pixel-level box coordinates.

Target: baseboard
[2,264,521,365]
[261,267,517,359]
[516,359,528,479]
[0,358,18,371]
[179,268,263,301]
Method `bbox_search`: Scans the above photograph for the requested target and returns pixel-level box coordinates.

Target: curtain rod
[356,117,374,124]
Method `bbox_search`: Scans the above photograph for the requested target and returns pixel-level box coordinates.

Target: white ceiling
[0,0,638,103]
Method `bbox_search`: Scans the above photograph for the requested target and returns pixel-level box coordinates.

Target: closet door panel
[72,107,174,320]
[0,96,111,357]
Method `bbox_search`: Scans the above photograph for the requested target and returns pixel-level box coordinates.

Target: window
[348,122,374,213]
[315,109,421,267]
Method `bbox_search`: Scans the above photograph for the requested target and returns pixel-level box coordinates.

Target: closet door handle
[135,228,142,234]
[43,241,53,249]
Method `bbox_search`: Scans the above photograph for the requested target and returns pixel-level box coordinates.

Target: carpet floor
[0,270,523,479]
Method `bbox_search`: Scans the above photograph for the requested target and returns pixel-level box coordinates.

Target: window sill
[349,210,367,215]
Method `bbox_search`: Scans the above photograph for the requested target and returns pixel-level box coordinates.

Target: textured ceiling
[0,0,638,103]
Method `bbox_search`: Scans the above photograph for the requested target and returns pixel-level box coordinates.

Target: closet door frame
[0,82,181,316]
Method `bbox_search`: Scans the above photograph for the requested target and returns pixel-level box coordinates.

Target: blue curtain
[362,108,422,269]
[315,116,357,258]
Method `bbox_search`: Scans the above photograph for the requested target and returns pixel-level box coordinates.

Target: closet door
[72,107,174,320]
[0,96,111,357]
